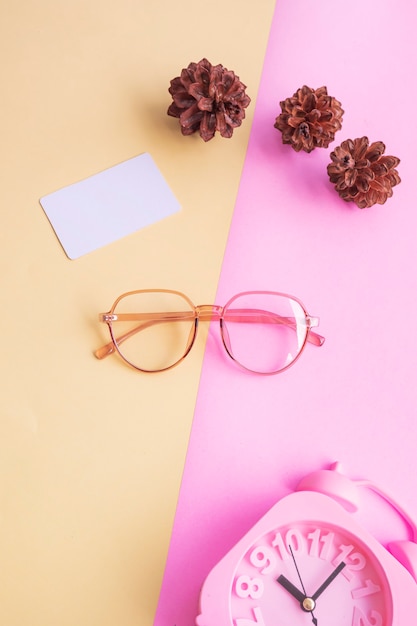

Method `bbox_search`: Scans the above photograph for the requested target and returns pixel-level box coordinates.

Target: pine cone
[274,85,344,153]
[167,58,251,142]
[327,137,401,208]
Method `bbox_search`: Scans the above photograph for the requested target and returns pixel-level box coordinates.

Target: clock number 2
[352,607,382,626]
[235,606,266,626]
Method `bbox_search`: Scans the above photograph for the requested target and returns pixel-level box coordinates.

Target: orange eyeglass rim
[94,289,325,374]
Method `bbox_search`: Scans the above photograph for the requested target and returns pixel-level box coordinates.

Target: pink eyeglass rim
[94,288,325,374]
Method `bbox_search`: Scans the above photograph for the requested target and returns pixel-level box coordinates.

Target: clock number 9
[249,546,277,574]
[235,575,264,600]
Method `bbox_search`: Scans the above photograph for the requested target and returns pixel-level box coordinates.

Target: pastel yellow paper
[0,2,275,625]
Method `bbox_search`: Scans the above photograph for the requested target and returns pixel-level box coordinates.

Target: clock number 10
[248,529,335,575]
[271,528,335,562]
[248,528,368,580]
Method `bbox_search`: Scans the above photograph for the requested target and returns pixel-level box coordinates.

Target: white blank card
[40,153,181,259]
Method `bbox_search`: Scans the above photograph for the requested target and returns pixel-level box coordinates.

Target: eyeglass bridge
[95,291,325,373]
[195,304,223,321]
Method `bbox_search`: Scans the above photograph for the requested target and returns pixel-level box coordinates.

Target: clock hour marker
[229,520,391,626]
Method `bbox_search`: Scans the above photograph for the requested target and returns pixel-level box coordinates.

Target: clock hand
[276,575,317,620]
[311,562,346,601]
[288,546,308,596]
[276,575,306,603]
[289,546,318,626]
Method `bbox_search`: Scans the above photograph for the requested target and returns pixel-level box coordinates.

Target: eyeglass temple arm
[95,309,324,360]
[224,309,325,347]
[94,314,193,360]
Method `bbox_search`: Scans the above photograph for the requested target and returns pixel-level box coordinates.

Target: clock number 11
[272,528,335,561]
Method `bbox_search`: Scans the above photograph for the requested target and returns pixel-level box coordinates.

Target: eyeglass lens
[110,291,196,371]
[109,290,309,374]
[221,292,308,374]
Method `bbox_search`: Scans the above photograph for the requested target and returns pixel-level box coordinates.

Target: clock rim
[196,490,416,626]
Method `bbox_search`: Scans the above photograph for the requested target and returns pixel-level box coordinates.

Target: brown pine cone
[327,137,401,208]
[274,85,344,153]
[167,58,251,142]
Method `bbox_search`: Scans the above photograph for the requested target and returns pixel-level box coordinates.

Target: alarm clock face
[230,521,392,626]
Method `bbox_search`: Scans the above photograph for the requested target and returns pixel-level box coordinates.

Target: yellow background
[0,2,275,625]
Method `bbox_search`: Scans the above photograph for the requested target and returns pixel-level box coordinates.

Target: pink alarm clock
[196,463,417,626]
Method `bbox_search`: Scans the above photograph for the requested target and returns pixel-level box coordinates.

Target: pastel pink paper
[154,2,417,625]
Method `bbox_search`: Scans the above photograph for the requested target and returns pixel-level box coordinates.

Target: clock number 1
[351,578,381,599]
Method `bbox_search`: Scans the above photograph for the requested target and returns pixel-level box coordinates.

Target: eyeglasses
[95,289,325,374]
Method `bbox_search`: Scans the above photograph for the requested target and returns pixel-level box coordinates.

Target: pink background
[155,1,417,625]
